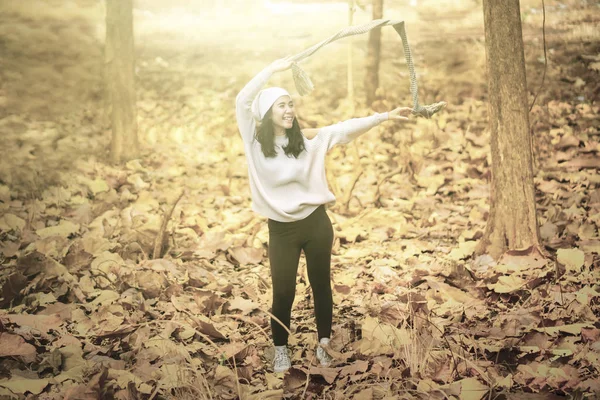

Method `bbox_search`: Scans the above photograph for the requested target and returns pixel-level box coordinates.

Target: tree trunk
[347,0,355,109]
[106,0,139,163]
[476,0,542,259]
[365,0,383,106]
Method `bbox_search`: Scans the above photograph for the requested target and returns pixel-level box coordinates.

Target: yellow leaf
[0,378,49,395]
[457,377,488,400]
[448,240,477,261]
[557,248,585,272]
[139,383,153,394]
[86,178,110,195]
[494,374,513,389]
[487,275,526,293]
[159,363,191,389]
[535,323,593,336]
[89,290,120,307]
[91,251,124,281]
[36,220,80,239]
[228,296,259,315]
[0,184,10,203]
[228,246,263,265]
[108,369,142,389]
[360,316,411,354]
[0,214,26,232]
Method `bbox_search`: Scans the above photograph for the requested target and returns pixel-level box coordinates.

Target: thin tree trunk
[365,0,384,106]
[347,0,355,110]
[106,0,139,163]
[476,0,542,259]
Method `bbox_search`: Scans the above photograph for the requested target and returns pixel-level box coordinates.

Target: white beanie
[251,87,291,121]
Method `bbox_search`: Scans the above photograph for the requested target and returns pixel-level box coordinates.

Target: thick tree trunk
[106,0,139,163]
[365,0,383,106]
[477,0,542,259]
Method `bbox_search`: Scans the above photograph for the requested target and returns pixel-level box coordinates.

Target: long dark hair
[254,109,306,158]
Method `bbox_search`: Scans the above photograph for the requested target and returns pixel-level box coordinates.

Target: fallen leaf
[228,246,263,265]
[487,275,527,293]
[36,220,80,239]
[557,248,585,272]
[0,214,26,232]
[448,240,477,261]
[535,323,594,336]
[227,296,259,315]
[0,333,37,362]
[6,313,63,334]
[0,378,49,395]
[441,377,488,400]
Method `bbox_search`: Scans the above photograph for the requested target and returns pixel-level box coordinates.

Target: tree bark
[106,0,139,163]
[365,0,383,106]
[477,0,542,259]
[347,0,355,109]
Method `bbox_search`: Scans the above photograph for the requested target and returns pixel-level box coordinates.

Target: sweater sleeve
[315,112,389,151]
[235,66,274,143]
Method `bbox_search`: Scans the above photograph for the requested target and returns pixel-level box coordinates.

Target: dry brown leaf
[308,366,338,384]
[339,360,369,377]
[0,333,37,362]
[5,313,63,334]
[557,248,585,273]
[228,246,263,265]
[0,377,49,396]
[36,220,80,239]
[227,296,259,315]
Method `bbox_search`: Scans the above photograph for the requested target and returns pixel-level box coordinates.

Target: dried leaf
[1,273,28,307]
[557,248,585,272]
[6,313,63,334]
[535,323,593,336]
[441,377,488,400]
[487,275,526,293]
[0,333,37,362]
[0,214,26,232]
[228,246,263,265]
[36,220,80,239]
[0,377,49,395]
[448,240,477,261]
[227,296,259,315]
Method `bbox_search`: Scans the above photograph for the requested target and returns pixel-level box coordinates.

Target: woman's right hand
[269,56,294,73]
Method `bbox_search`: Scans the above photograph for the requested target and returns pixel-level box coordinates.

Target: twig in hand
[152,191,184,259]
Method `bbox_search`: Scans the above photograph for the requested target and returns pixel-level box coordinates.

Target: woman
[235,56,411,373]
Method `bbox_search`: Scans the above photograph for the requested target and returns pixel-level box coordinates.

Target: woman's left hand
[388,107,413,121]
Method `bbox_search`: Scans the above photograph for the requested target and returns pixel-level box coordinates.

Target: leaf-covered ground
[0,0,599,399]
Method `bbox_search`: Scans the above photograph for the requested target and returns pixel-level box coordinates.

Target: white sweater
[235,66,388,222]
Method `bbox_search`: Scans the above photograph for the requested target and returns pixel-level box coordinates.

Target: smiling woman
[235,55,411,373]
[253,87,306,158]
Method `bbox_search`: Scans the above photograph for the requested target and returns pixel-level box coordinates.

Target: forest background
[0,0,599,399]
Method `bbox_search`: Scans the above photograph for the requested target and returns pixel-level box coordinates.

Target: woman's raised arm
[235,57,294,142]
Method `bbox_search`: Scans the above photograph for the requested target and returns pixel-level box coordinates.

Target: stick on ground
[152,191,184,259]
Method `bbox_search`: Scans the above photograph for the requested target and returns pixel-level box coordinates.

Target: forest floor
[0,0,599,399]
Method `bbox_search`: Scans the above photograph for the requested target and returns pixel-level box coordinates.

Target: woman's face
[270,95,295,131]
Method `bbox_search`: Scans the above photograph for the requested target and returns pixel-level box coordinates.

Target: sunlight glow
[262,0,347,14]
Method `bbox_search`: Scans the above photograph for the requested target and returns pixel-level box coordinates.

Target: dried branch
[152,191,184,259]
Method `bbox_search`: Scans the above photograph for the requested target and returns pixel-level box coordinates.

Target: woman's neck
[274,125,286,137]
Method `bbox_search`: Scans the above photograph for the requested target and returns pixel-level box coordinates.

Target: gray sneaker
[316,338,333,367]
[273,345,291,373]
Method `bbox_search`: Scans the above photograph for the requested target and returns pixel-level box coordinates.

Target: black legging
[267,205,334,346]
